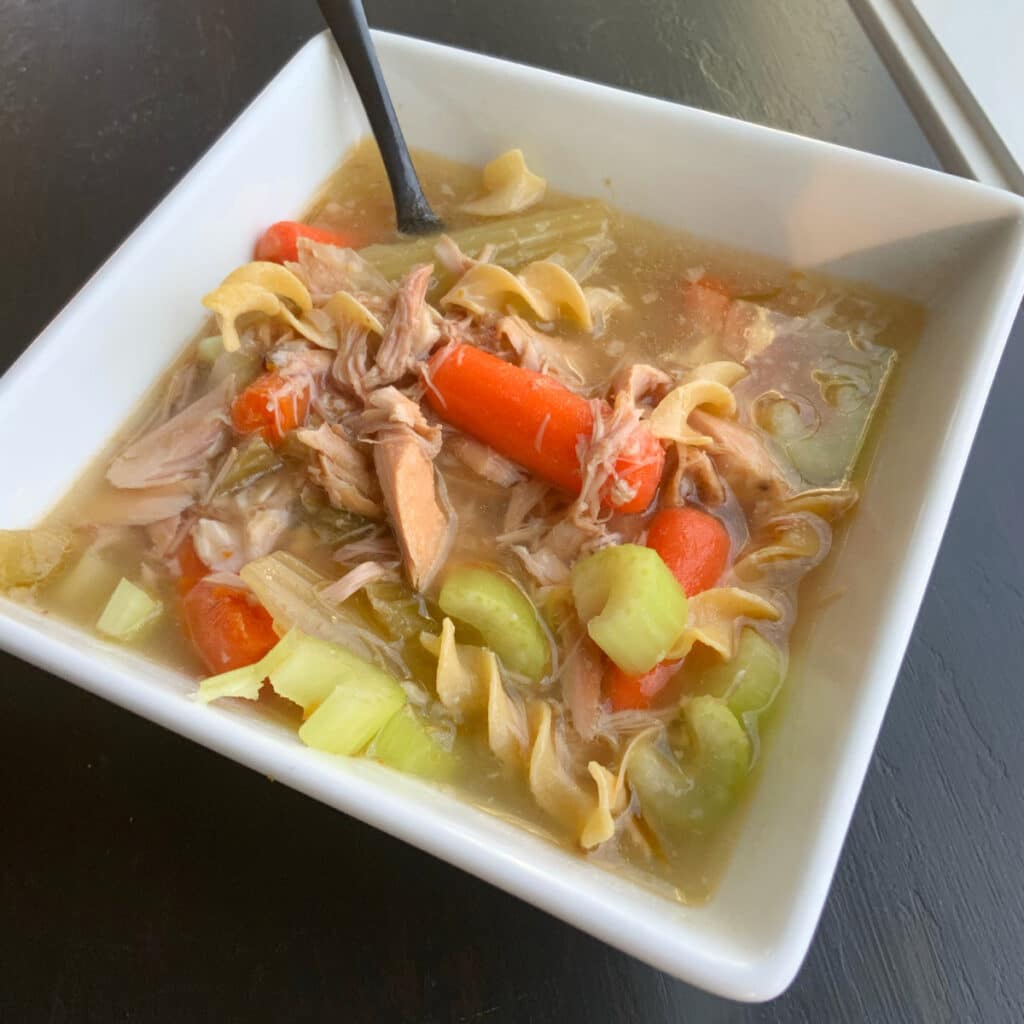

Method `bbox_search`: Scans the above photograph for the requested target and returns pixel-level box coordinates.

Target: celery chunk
[298,670,406,755]
[196,334,224,363]
[628,696,750,839]
[700,627,783,723]
[361,201,609,283]
[370,707,457,780]
[439,565,550,681]
[571,544,688,676]
[96,578,162,639]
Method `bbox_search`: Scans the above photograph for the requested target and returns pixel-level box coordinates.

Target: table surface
[3,1,1022,1020]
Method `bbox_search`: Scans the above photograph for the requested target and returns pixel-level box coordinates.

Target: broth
[9,140,922,904]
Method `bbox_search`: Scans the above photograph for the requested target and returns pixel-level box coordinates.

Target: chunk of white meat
[192,517,245,573]
[361,389,453,591]
[106,378,233,489]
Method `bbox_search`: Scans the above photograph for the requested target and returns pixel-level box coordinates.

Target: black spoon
[317,0,444,236]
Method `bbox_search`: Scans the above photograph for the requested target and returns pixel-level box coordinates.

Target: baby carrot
[254,221,356,264]
[425,344,663,513]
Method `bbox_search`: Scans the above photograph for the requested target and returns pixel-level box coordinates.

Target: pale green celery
[628,696,750,840]
[196,661,266,703]
[699,627,783,723]
[196,334,224,363]
[216,436,282,494]
[542,585,576,635]
[51,546,121,609]
[361,200,609,282]
[260,628,401,716]
[96,578,162,639]
[439,566,550,681]
[364,580,436,642]
[571,544,688,676]
[299,484,373,545]
[298,669,406,755]
[0,526,72,589]
[240,552,393,667]
[209,348,262,389]
[739,323,896,487]
[369,706,457,780]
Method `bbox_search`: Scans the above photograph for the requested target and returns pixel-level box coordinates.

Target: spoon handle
[317,0,443,236]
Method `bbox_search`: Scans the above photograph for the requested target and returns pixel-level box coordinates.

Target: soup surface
[2,141,922,903]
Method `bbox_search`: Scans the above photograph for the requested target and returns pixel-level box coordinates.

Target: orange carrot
[646,506,730,597]
[182,581,279,674]
[173,535,208,596]
[607,508,730,710]
[230,372,310,446]
[425,344,664,513]
[254,221,356,264]
[606,659,682,712]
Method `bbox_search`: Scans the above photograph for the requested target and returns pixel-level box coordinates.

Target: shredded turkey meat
[446,434,524,487]
[561,631,605,742]
[366,264,440,387]
[296,423,383,519]
[497,315,584,388]
[319,559,398,605]
[106,377,233,490]
[611,362,672,410]
[286,238,394,312]
[689,409,793,516]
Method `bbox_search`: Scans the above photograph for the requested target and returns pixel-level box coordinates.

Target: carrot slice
[425,344,663,513]
[230,372,310,446]
[182,581,278,674]
[606,660,682,712]
[254,221,355,264]
[646,506,730,597]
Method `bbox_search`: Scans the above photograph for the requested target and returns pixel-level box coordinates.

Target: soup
[0,142,921,903]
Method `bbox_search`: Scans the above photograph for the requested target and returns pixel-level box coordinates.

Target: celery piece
[196,334,224,363]
[298,669,406,755]
[439,565,550,681]
[196,661,266,703]
[298,484,373,545]
[51,545,121,609]
[542,585,576,635]
[571,544,688,676]
[361,200,609,282]
[209,348,262,389]
[0,526,72,589]
[628,696,750,839]
[369,706,457,780]
[734,321,896,487]
[700,627,783,722]
[261,628,402,716]
[240,552,392,666]
[216,436,282,495]
[365,580,437,642]
[96,578,162,639]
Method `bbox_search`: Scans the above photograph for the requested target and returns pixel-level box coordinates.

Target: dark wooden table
[3,1,1022,1020]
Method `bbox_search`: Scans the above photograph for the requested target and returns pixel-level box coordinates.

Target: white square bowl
[2,30,1023,1002]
